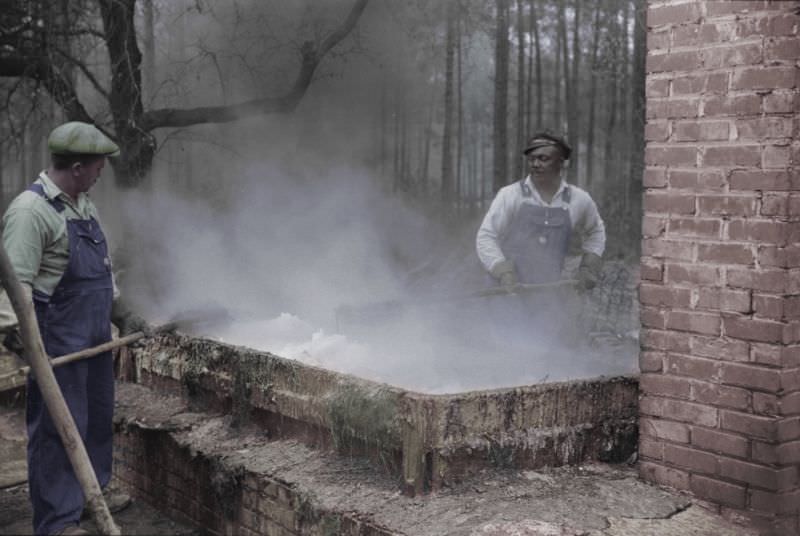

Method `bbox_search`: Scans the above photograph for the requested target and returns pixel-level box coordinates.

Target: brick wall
[114,425,395,536]
[640,1,800,534]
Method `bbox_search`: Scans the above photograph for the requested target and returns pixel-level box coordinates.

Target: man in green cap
[0,121,147,535]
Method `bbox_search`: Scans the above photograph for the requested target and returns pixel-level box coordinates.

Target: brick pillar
[640,1,800,534]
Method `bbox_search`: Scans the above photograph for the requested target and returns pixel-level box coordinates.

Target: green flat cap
[48,121,120,157]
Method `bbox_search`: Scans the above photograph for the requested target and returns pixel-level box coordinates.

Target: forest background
[0,0,645,320]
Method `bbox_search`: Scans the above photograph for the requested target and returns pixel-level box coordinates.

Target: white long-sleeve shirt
[476,176,606,277]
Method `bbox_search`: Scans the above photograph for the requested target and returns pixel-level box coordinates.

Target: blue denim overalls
[487,181,573,350]
[25,183,114,535]
[501,180,572,284]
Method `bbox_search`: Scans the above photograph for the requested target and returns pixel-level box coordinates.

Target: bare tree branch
[142,0,368,130]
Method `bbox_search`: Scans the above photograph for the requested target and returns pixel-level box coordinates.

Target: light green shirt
[0,171,117,332]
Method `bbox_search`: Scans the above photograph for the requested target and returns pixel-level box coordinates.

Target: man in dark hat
[0,121,147,535]
[476,132,605,291]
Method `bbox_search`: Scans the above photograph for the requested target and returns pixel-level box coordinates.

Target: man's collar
[524,175,568,200]
[38,171,83,206]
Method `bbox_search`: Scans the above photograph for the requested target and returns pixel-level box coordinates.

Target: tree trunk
[585,2,603,191]
[441,0,456,206]
[456,5,464,212]
[515,0,525,181]
[628,0,647,251]
[530,0,542,129]
[568,0,580,183]
[142,0,156,103]
[557,0,570,137]
[492,0,510,194]
[603,0,619,201]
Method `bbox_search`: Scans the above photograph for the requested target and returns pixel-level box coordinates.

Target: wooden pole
[0,241,120,535]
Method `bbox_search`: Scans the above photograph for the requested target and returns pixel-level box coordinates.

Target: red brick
[640,259,664,281]
[781,368,800,392]
[696,244,755,265]
[723,314,786,344]
[664,444,719,475]
[647,97,701,119]
[697,195,757,217]
[644,168,668,188]
[727,268,787,292]
[776,440,800,465]
[644,192,696,214]
[648,3,701,27]
[702,43,763,69]
[666,263,720,285]
[705,0,765,16]
[729,170,795,191]
[763,91,799,114]
[763,144,791,169]
[641,306,667,329]
[753,392,780,416]
[756,246,787,268]
[647,50,703,73]
[750,343,783,367]
[640,395,719,427]
[760,193,789,217]
[750,489,800,516]
[702,145,761,167]
[640,283,692,307]
[645,145,698,167]
[753,294,785,320]
[752,441,778,465]
[642,215,666,237]
[782,392,800,416]
[640,416,690,443]
[645,121,670,142]
[642,372,692,399]
[691,427,749,458]
[641,329,668,351]
[721,410,777,441]
[672,72,728,95]
[643,238,695,261]
[671,24,700,46]
[784,346,800,368]
[690,474,747,508]
[640,351,664,373]
[778,417,800,442]
[695,288,751,313]
[647,32,670,53]
[691,380,751,410]
[765,38,800,63]
[667,310,721,335]
[719,459,789,491]
[667,217,721,239]
[665,353,721,380]
[732,66,798,91]
[674,120,730,142]
[640,461,690,490]
[669,169,726,189]
[728,221,789,246]
[736,12,799,39]
[736,117,795,140]
[639,437,664,460]
[720,362,782,392]
[703,94,761,117]
[691,335,750,361]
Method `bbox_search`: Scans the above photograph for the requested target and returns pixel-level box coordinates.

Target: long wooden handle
[0,239,120,534]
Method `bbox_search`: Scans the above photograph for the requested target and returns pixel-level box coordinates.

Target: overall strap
[27,183,66,213]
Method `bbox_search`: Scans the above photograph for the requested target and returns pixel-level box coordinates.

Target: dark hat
[523,132,572,160]
[48,121,120,157]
